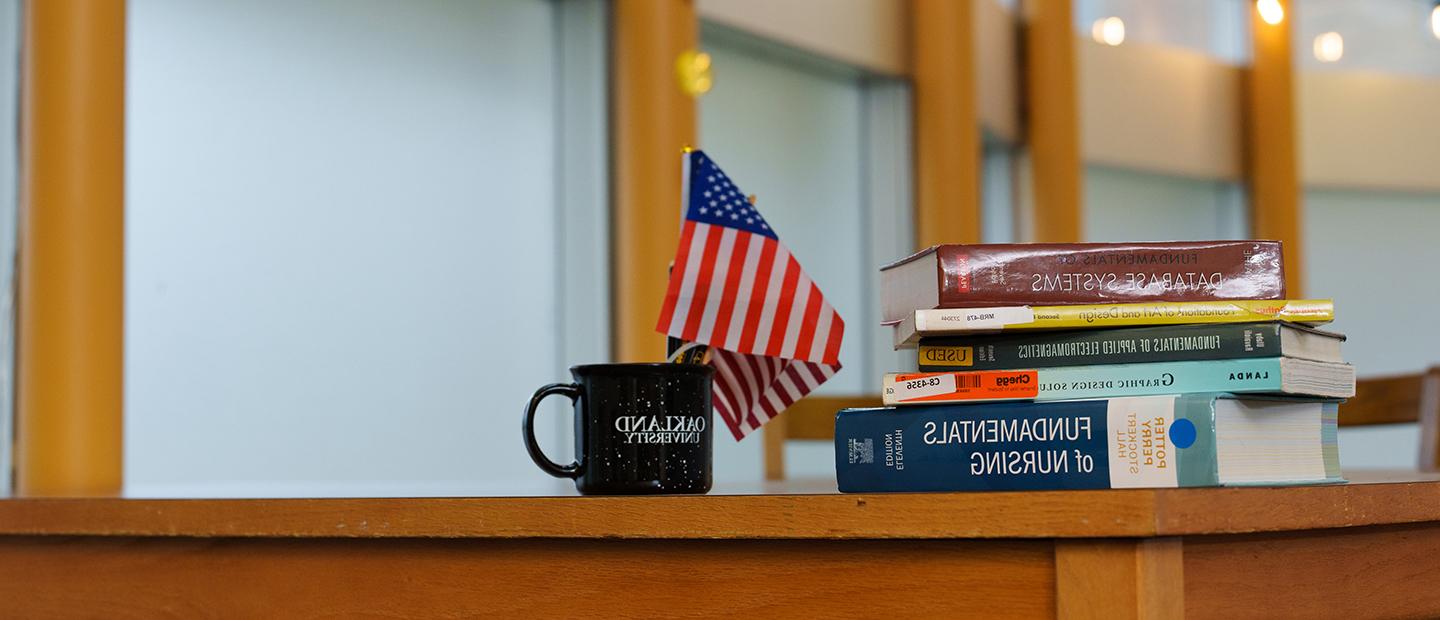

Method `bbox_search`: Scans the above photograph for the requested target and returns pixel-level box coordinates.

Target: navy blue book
[834,395,1341,493]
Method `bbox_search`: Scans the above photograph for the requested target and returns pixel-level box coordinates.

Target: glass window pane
[1298,1,1440,468]
[981,139,1017,243]
[1076,0,1249,64]
[0,0,18,497]
[125,0,574,496]
[699,41,867,395]
[699,38,864,483]
[1076,0,1249,244]
[1299,0,1440,77]
[1307,189,1439,467]
[698,31,912,482]
[1084,166,1246,242]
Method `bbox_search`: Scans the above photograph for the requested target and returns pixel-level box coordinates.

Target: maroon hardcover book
[880,241,1285,322]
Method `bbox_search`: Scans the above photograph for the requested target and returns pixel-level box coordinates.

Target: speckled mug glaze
[523,363,713,495]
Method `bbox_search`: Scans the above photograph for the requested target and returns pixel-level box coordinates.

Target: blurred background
[2,0,1438,497]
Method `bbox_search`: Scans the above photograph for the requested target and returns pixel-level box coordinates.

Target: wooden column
[1056,538,1185,619]
[17,0,127,496]
[1022,0,1082,242]
[613,0,698,363]
[912,0,981,248]
[1245,0,1302,294]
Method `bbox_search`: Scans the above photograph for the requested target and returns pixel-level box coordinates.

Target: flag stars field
[657,150,844,440]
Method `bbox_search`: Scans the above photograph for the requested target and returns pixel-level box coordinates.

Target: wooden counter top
[5,472,1440,617]
[2,471,1437,540]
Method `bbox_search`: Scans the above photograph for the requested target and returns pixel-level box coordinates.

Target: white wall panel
[697,0,906,75]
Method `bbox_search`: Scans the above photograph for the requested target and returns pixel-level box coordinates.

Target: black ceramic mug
[522,363,714,495]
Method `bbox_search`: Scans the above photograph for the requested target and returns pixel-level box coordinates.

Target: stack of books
[836,241,1355,493]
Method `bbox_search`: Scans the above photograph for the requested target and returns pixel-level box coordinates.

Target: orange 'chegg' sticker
[888,370,1040,403]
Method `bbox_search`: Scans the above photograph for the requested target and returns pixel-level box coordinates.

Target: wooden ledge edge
[1152,480,1440,536]
[3,480,1437,540]
[0,492,1160,540]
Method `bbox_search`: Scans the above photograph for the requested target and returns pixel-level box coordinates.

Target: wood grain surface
[1342,372,1425,426]
[18,0,126,497]
[1056,538,1183,620]
[2,475,1440,540]
[1151,478,1440,535]
[0,537,1056,618]
[1185,523,1440,619]
[5,477,1440,617]
[0,492,1156,539]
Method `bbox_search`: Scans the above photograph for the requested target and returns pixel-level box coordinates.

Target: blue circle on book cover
[1170,418,1197,449]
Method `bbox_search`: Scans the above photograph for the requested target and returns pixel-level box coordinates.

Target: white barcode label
[919,306,1035,331]
[893,373,957,400]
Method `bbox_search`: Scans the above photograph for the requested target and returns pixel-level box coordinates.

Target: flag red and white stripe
[656,150,844,441]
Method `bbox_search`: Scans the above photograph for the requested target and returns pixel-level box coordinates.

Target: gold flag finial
[682,144,694,153]
[676,50,714,98]
[747,194,757,205]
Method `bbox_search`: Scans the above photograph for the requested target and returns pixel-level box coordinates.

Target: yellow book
[891,299,1334,348]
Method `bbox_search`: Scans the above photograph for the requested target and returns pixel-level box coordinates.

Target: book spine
[935,240,1284,307]
[917,323,1285,371]
[835,396,1219,492]
[914,299,1333,334]
[883,358,1289,405]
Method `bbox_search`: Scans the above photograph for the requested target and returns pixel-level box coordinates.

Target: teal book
[835,395,1344,493]
[882,357,1354,406]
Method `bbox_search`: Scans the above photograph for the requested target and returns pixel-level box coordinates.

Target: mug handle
[523,383,582,479]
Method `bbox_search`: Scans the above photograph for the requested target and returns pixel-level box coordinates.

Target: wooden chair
[1340,368,1440,472]
[763,369,1440,479]
[763,395,880,480]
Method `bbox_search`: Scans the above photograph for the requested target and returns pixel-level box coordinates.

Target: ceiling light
[1313,32,1343,62]
[1257,0,1284,26]
[1092,17,1126,46]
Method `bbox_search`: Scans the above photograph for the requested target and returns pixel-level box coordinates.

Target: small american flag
[656,150,844,441]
